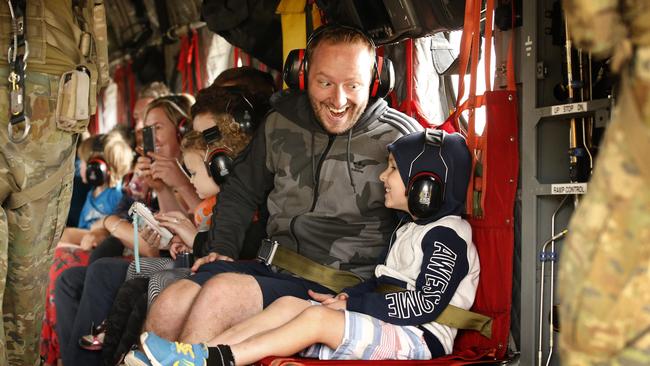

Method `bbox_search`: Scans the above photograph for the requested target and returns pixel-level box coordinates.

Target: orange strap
[450,0,516,217]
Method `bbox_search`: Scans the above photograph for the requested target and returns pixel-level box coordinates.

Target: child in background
[58,130,133,250]
[130,129,481,365]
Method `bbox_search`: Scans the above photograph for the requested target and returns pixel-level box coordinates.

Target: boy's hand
[190,251,233,272]
[308,290,348,305]
[324,299,347,310]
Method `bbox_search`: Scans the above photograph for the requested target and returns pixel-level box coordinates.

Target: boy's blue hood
[387,130,471,223]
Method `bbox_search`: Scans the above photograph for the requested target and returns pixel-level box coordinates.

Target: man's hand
[190,251,234,272]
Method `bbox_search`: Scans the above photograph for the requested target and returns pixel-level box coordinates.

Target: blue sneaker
[123,349,152,366]
[141,332,209,366]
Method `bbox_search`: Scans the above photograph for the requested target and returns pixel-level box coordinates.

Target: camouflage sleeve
[563,0,626,57]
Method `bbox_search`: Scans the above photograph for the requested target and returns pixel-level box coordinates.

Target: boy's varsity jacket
[344,131,480,355]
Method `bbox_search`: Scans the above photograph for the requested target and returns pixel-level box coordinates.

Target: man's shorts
[189,260,336,306]
[301,310,433,360]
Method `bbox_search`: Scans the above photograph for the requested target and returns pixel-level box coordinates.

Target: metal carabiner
[8,119,31,144]
[7,40,28,65]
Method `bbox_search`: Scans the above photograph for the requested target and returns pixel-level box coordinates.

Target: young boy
[127,129,480,365]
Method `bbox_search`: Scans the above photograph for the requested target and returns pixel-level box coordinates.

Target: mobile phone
[142,126,155,157]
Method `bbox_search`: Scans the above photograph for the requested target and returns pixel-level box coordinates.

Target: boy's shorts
[300,309,433,360]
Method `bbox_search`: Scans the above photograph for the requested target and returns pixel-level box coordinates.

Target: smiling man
[141,25,422,347]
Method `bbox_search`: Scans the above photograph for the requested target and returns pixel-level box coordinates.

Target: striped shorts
[300,310,432,360]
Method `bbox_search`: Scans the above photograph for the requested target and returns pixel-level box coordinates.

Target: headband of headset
[223,87,257,135]
[157,96,191,139]
[406,129,446,219]
[282,25,395,99]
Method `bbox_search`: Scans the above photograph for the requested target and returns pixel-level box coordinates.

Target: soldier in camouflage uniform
[560,0,650,365]
[143,25,422,344]
[0,1,107,365]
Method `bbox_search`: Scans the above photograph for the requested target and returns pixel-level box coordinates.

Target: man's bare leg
[144,279,201,340]
[229,306,345,365]
[210,296,312,346]
[179,273,263,343]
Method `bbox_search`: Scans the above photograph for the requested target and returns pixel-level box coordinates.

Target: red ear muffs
[283,49,307,91]
[176,117,189,141]
[86,157,109,187]
[407,171,444,219]
[370,55,395,98]
[205,148,233,185]
[282,48,394,98]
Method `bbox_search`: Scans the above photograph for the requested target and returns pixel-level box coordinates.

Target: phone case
[128,202,173,249]
[142,126,156,155]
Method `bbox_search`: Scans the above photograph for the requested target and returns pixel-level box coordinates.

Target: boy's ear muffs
[406,129,446,219]
[407,171,444,219]
[282,26,394,99]
[86,157,109,187]
[205,148,233,185]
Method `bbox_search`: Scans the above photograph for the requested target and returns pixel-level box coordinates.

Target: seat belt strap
[257,239,364,293]
[375,283,493,339]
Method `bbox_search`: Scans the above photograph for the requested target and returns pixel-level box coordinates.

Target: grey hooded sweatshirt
[205,90,422,279]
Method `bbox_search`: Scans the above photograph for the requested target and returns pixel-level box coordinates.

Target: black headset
[204,147,233,185]
[200,127,234,185]
[406,129,447,219]
[282,24,395,99]
[86,135,109,187]
[223,87,257,135]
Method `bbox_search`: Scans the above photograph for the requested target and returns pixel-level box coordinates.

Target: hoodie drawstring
[346,128,357,194]
[311,132,316,186]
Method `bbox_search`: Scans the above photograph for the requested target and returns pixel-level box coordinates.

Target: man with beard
[142,25,422,345]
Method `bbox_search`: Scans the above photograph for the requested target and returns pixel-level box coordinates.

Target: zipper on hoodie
[288,134,335,254]
[310,134,336,211]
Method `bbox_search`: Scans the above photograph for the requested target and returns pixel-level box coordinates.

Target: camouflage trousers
[559,72,650,365]
[0,69,76,366]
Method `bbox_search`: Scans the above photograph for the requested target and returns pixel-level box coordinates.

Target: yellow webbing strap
[276,0,322,88]
[271,245,364,293]
[375,283,493,339]
[277,0,308,66]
